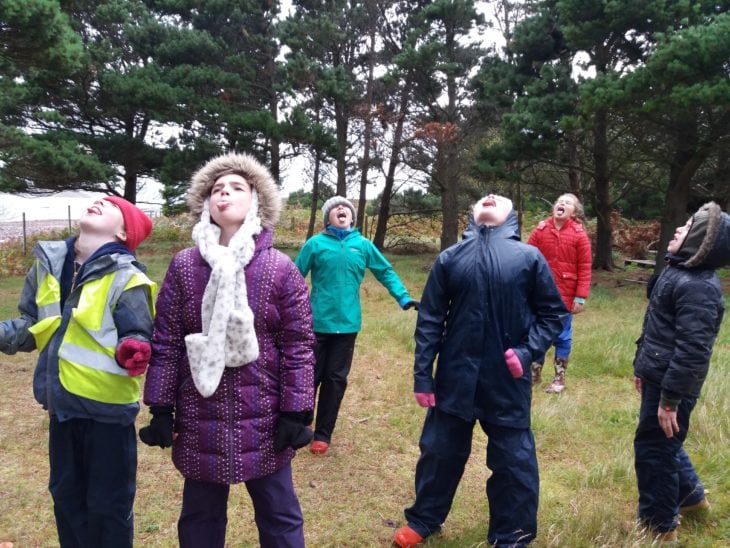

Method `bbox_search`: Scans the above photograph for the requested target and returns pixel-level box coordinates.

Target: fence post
[68,205,72,232]
[22,212,27,256]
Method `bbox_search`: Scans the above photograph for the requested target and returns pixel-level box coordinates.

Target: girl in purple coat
[140,153,316,548]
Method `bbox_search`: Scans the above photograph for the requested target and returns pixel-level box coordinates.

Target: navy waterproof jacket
[414,211,567,428]
[633,203,730,404]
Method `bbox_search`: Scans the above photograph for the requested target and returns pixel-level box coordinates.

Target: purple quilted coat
[143,229,315,484]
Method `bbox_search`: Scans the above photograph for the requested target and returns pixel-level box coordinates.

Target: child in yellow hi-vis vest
[0,197,154,548]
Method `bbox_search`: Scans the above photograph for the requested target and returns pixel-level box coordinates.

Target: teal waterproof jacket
[295,229,411,333]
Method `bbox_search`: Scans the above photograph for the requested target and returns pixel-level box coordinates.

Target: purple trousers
[178,464,305,548]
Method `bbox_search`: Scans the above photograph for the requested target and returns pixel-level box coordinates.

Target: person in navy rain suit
[394,194,567,548]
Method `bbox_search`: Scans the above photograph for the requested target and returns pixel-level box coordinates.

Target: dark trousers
[48,416,136,548]
[634,381,704,532]
[404,408,539,547]
[178,464,304,548]
[312,332,357,443]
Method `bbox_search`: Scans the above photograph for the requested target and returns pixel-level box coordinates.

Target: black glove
[274,411,314,452]
[402,300,419,311]
[139,406,174,448]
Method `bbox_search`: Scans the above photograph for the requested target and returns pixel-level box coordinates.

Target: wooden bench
[624,258,656,268]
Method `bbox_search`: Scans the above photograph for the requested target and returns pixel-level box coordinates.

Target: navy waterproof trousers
[634,381,705,533]
[404,407,539,547]
[49,416,136,548]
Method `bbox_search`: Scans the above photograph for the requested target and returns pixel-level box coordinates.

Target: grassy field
[0,230,728,547]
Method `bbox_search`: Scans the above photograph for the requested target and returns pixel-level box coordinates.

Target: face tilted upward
[328,204,353,229]
[80,199,127,243]
[473,194,513,226]
[209,174,253,231]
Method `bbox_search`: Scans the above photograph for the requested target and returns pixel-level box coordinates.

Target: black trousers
[312,332,357,443]
[634,381,702,533]
[48,416,136,548]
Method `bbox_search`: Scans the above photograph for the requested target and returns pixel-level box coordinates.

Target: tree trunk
[374,83,411,250]
[567,132,582,196]
[356,29,376,230]
[592,108,613,270]
[655,170,691,275]
[123,171,138,203]
[307,152,321,240]
[269,98,280,183]
[267,48,280,182]
[716,152,730,209]
[507,179,523,238]
[335,101,348,196]
[440,177,459,250]
[654,121,704,275]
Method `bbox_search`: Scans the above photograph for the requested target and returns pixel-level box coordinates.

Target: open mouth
[482,198,496,208]
[556,206,565,215]
[86,206,101,215]
[337,212,348,221]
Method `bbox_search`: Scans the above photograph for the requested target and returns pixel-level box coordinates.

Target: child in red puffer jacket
[527,193,592,393]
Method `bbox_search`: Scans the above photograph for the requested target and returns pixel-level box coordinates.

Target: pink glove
[504,348,523,379]
[116,339,151,377]
[414,392,436,408]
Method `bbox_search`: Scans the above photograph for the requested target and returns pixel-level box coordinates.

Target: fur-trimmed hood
[186,153,281,229]
[681,201,730,269]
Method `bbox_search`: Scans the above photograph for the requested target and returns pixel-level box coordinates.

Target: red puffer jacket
[527,218,592,310]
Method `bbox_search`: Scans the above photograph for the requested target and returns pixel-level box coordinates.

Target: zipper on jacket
[338,238,346,332]
[70,261,81,292]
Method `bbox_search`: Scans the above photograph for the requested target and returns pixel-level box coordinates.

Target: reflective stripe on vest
[28,261,63,350]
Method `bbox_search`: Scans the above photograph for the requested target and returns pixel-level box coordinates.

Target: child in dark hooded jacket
[632,201,730,543]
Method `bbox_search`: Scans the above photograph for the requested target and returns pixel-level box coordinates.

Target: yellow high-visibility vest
[28,264,156,405]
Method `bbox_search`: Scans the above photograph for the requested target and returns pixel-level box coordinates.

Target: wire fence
[0,205,160,255]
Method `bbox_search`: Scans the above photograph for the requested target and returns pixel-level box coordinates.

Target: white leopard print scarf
[185,193,262,397]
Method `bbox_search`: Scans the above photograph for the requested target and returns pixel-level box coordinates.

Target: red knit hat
[103,196,153,251]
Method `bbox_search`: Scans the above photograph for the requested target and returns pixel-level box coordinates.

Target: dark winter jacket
[633,202,730,404]
[0,238,154,425]
[143,229,315,484]
[527,217,592,310]
[414,212,567,428]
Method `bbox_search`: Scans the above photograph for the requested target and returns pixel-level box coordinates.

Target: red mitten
[414,392,436,408]
[116,339,151,376]
[504,348,523,379]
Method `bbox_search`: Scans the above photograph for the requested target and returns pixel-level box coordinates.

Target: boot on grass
[680,495,710,516]
[651,529,678,544]
[530,362,543,386]
[393,525,423,547]
[545,357,568,393]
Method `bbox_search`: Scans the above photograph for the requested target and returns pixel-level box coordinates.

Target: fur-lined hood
[186,153,281,229]
[681,201,730,269]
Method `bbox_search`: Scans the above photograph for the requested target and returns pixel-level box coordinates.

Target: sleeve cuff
[659,393,681,411]
[574,297,586,305]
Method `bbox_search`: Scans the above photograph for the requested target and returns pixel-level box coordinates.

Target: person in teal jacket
[295,196,418,454]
